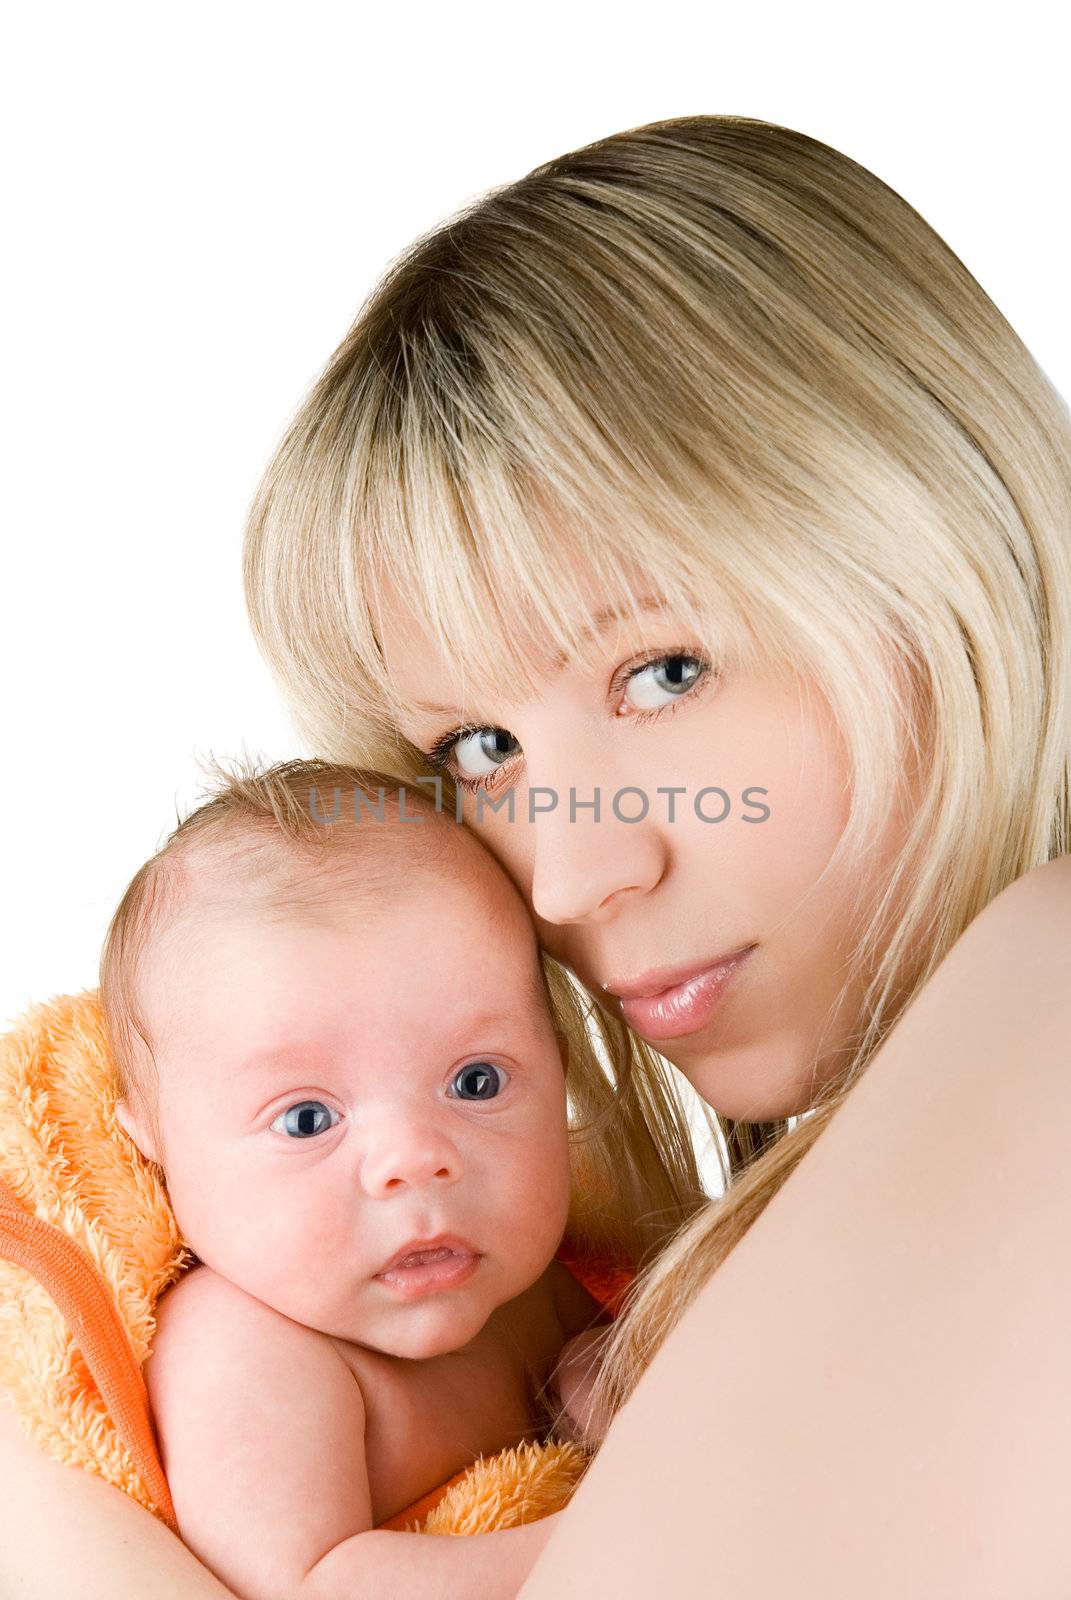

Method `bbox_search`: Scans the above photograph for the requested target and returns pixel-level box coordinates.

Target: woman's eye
[447,1061,508,1101]
[450,728,520,782]
[621,653,706,712]
[423,648,710,795]
[270,1101,340,1139]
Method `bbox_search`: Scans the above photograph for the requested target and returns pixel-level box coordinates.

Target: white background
[2,2,1067,1149]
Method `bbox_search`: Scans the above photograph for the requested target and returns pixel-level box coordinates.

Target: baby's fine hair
[99,757,435,1138]
[99,755,708,1264]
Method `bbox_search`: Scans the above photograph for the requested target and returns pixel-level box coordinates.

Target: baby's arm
[147,1268,556,1600]
[146,1267,375,1600]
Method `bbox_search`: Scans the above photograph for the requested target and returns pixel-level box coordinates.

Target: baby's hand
[549,1325,615,1445]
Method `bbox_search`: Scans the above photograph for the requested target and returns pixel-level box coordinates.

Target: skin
[110,817,603,1597]
[379,565,917,1122]
[513,853,1071,1597]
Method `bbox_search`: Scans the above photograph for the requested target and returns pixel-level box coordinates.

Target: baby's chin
[356,1295,497,1361]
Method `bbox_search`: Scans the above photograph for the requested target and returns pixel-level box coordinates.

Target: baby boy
[101,758,613,1600]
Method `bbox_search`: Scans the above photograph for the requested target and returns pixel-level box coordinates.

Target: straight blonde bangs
[245,114,1071,1409]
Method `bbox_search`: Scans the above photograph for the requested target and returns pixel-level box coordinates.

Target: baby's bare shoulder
[146,1266,375,1598]
[147,1265,362,1426]
[152,1262,309,1346]
[152,1260,247,1325]
[146,1260,371,1574]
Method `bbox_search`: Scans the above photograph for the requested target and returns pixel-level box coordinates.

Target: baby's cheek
[503,1137,572,1251]
[173,1164,251,1259]
[162,1136,289,1273]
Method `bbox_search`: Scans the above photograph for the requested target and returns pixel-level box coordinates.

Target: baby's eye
[447,1061,509,1101]
[622,653,705,711]
[270,1101,340,1139]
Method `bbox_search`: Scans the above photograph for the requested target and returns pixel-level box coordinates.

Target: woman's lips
[612,946,756,1041]
[372,1240,480,1299]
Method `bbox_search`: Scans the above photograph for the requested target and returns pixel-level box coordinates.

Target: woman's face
[380,571,911,1121]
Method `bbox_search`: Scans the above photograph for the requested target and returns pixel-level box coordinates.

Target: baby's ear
[555,1030,570,1078]
[114,1097,160,1166]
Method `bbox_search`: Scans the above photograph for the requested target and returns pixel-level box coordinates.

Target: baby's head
[101,758,572,1359]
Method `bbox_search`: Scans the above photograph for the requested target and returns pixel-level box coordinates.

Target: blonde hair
[99,755,705,1266]
[241,115,1071,1421]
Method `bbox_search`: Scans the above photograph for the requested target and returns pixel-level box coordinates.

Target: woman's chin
[674,1040,828,1124]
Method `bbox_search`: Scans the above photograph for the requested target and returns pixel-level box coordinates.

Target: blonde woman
[3,114,1071,1596]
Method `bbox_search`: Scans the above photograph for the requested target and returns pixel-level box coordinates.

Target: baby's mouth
[391,1245,461,1269]
[373,1236,481,1298]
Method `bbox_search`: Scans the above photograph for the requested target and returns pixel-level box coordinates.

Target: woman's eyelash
[423,647,713,789]
[426,725,476,771]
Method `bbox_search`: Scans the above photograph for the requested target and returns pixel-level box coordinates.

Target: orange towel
[0,1172,179,1532]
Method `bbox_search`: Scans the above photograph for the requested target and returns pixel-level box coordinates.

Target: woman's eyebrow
[409,595,668,715]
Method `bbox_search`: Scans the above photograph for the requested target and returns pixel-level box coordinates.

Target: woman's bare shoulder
[941,850,1071,968]
[519,853,1071,1598]
[977,850,1071,922]
[884,849,1071,1081]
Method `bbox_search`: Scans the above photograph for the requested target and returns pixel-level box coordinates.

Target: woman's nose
[358,1115,463,1198]
[528,791,667,926]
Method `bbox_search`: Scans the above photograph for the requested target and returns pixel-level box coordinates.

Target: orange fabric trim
[0,1173,178,1534]
[376,1465,472,1531]
[554,1240,637,1319]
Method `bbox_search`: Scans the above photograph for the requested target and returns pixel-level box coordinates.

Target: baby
[100,759,619,1600]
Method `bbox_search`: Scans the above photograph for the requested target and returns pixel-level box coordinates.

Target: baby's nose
[359,1121,463,1196]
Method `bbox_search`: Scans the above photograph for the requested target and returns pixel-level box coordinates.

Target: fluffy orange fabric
[0,989,187,1523]
[0,989,604,1535]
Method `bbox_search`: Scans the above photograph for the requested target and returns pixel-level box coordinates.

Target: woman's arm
[303,1517,560,1600]
[0,1401,240,1599]
[521,855,1071,1599]
[0,1391,559,1600]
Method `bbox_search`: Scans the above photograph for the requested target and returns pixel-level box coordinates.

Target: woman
[3,114,1070,1595]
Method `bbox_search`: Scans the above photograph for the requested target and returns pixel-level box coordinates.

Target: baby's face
[131,835,572,1360]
